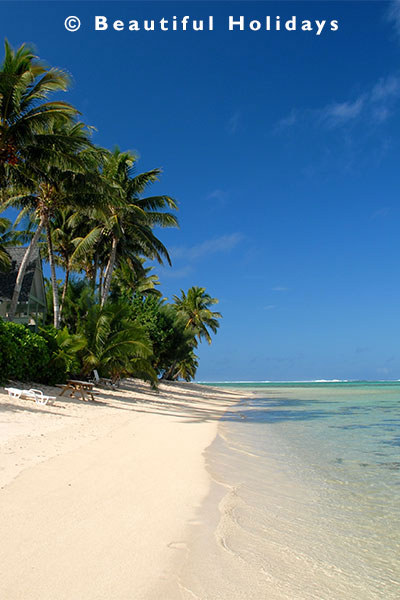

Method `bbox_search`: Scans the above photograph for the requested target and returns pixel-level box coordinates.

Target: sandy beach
[0,380,244,600]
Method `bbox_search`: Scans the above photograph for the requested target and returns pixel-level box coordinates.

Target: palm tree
[73,148,178,307]
[50,208,88,320]
[5,121,102,327]
[101,149,178,306]
[0,216,22,271]
[78,301,157,385]
[174,349,199,382]
[49,278,96,332]
[173,286,222,345]
[0,39,77,183]
[111,258,162,300]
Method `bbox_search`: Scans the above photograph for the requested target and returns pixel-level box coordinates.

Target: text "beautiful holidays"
[88,16,339,36]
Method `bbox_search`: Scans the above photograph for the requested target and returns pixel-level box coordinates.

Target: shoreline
[0,379,248,599]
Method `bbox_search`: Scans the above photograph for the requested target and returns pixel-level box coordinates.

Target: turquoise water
[180,383,400,599]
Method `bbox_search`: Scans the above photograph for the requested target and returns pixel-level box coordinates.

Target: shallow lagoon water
[179,383,400,599]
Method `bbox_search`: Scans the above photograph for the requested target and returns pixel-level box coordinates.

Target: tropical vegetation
[0,40,221,386]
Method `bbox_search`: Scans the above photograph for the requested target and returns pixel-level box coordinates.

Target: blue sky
[2,1,400,381]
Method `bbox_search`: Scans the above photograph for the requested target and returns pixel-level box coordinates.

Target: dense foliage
[0,318,51,382]
[0,40,222,385]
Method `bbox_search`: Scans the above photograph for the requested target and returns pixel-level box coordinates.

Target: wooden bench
[57,380,100,402]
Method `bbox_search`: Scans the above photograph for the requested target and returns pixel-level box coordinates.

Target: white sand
[0,379,243,600]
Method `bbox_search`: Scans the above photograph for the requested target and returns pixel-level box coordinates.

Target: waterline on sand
[178,384,400,599]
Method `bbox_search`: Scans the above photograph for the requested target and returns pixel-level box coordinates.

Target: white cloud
[377,367,390,375]
[372,207,390,219]
[276,74,400,131]
[264,305,276,310]
[206,189,230,206]
[171,233,244,261]
[226,110,241,134]
[386,1,400,38]
[275,109,297,132]
[318,97,365,127]
[371,75,400,102]
[160,265,193,279]
[272,286,289,292]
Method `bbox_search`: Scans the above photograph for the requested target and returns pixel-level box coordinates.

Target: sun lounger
[5,387,56,405]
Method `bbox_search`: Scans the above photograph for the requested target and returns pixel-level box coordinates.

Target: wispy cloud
[171,233,244,261]
[206,189,230,207]
[355,346,370,354]
[274,109,297,132]
[276,74,400,132]
[318,97,365,128]
[160,265,193,279]
[386,1,400,38]
[377,366,390,375]
[264,305,276,310]
[272,286,289,292]
[371,207,390,219]
[226,110,241,135]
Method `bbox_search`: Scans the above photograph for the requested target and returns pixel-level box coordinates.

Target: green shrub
[0,318,64,384]
[39,326,86,383]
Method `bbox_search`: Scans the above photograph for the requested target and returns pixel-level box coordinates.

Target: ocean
[178,382,400,599]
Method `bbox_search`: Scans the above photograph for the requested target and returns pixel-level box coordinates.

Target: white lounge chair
[5,387,56,405]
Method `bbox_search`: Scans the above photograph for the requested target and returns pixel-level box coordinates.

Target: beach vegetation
[0,317,51,382]
[173,286,222,346]
[0,39,78,185]
[77,301,157,386]
[129,295,197,380]
[0,40,221,386]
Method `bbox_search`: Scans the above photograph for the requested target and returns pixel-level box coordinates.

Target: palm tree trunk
[8,216,46,321]
[45,219,61,329]
[92,251,98,292]
[59,264,70,323]
[99,266,104,303]
[162,359,178,381]
[101,236,118,307]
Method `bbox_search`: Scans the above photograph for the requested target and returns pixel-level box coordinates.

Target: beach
[180,383,400,600]
[1,381,399,600]
[0,380,245,600]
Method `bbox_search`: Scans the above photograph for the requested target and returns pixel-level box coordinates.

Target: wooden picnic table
[57,379,99,402]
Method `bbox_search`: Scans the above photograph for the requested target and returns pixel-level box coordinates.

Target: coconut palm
[50,278,96,332]
[173,286,222,345]
[49,208,89,320]
[72,148,178,307]
[174,350,199,382]
[0,39,77,183]
[111,258,162,301]
[5,121,103,326]
[78,301,157,385]
[100,149,178,305]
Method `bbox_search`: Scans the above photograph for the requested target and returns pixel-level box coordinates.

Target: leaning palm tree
[0,39,77,185]
[5,121,103,326]
[173,286,222,346]
[174,349,199,382]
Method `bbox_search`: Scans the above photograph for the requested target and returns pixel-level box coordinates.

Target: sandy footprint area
[0,379,242,600]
